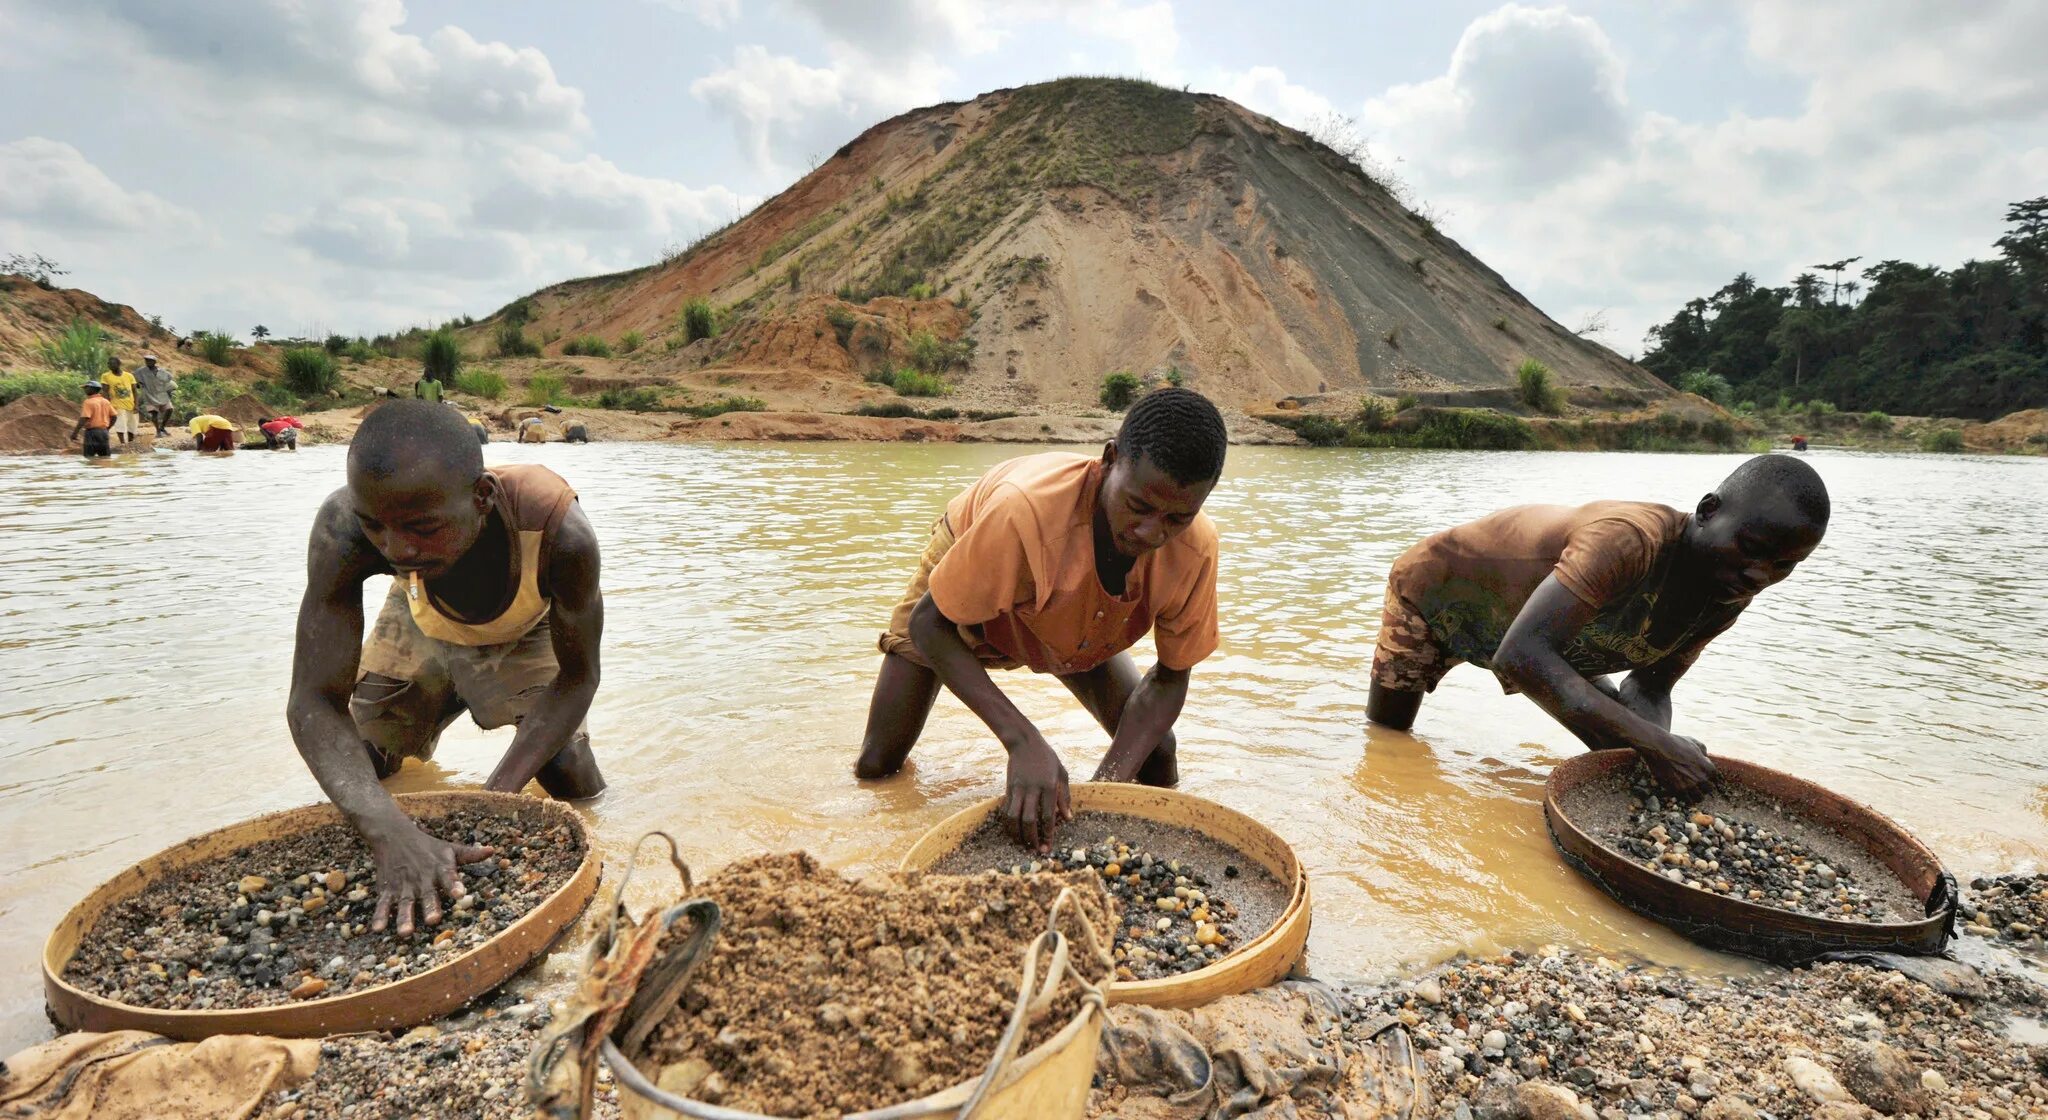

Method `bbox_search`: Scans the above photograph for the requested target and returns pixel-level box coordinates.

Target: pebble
[1784,1055,1850,1103]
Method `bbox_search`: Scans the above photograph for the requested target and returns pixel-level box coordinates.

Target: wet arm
[908,592,1037,751]
[1093,664,1189,781]
[485,508,601,793]
[286,498,410,839]
[1494,576,1680,755]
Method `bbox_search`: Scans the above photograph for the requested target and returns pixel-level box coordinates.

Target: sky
[1,0,2042,355]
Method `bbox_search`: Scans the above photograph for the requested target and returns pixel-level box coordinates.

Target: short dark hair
[1717,454,1830,526]
[349,400,484,484]
[1115,388,1227,485]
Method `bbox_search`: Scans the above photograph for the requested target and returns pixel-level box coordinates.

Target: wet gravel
[63,809,584,1010]
[1962,874,2048,949]
[1575,769,1918,923]
[931,811,1293,980]
[1344,946,2048,1120]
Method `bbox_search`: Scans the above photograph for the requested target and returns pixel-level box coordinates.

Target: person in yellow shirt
[101,357,140,445]
[188,413,239,453]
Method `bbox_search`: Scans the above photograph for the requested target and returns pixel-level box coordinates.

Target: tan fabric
[909,452,1219,676]
[405,464,577,647]
[0,1030,318,1119]
[355,579,585,763]
[1372,501,1742,693]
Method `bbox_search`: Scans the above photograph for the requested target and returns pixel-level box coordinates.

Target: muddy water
[2,444,2043,1051]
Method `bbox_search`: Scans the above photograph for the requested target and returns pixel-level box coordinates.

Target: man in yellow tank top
[288,401,605,935]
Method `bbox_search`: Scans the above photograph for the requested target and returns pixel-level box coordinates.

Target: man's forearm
[287,693,406,838]
[1503,652,1668,753]
[1097,668,1185,780]
[913,612,1036,751]
[485,676,595,791]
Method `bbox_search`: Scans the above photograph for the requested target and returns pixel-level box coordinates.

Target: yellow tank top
[405,465,577,646]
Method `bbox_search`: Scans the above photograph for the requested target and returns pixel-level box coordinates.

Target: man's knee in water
[536,734,606,800]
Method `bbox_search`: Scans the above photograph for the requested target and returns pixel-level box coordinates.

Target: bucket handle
[602,885,1114,1120]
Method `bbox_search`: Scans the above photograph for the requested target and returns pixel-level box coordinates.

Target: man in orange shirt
[69,381,116,458]
[857,388,1229,849]
[1366,455,1829,794]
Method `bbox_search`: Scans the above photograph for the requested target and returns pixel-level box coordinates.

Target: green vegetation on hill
[1641,197,2046,419]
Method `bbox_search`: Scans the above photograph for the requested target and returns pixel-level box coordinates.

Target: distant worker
[856,389,1230,851]
[189,414,239,452]
[1367,455,1830,796]
[287,401,606,933]
[563,422,589,444]
[518,416,548,443]
[1791,434,1808,452]
[468,415,490,444]
[259,415,305,450]
[101,357,139,446]
[70,380,115,458]
[415,370,445,404]
[136,352,176,436]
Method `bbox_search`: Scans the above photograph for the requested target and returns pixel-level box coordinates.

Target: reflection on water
[2,443,2044,1050]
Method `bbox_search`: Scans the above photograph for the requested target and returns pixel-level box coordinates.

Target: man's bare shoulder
[307,487,387,584]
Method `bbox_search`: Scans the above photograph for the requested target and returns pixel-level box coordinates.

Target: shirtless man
[1367,455,1829,794]
[857,388,1230,850]
[288,401,605,934]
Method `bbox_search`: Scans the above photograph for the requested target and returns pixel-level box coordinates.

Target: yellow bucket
[900,782,1311,1010]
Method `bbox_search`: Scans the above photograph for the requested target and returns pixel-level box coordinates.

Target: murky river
[2,443,2043,1051]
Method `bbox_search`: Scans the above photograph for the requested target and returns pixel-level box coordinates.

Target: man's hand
[1639,732,1716,796]
[1002,733,1071,854]
[365,818,493,936]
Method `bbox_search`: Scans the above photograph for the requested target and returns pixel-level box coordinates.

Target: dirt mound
[212,393,274,429]
[0,393,80,453]
[0,276,168,369]
[641,852,1113,1117]
[483,78,1660,414]
[666,411,962,442]
[1969,407,2048,451]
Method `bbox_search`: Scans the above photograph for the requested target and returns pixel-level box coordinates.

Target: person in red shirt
[260,415,304,450]
[69,381,115,458]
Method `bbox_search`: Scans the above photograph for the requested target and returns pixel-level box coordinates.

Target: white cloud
[1212,66,1339,131]
[644,0,742,28]
[79,0,587,136]
[1359,2,2048,351]
[0,138,195,233]
[473,150,754,240]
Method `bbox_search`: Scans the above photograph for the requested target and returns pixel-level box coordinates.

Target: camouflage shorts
[1369,581,1457,693]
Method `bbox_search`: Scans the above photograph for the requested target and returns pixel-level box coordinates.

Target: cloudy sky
[2,1,2041,353]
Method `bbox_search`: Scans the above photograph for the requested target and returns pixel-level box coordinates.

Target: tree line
[1639,198,2046,420]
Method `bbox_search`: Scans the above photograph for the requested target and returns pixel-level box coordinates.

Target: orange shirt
[926,453,1219,675]
[78,397,114,429]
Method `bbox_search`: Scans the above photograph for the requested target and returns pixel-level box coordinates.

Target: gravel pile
[1344,946,2047,1120]
[1962,875,2048,948]
[64,809,584,1010]
[931,811,1293,980]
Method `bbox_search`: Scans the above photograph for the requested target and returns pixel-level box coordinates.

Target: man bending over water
[857,388,1228,851]
[1367,454,1829,794]
[288,401,604,934]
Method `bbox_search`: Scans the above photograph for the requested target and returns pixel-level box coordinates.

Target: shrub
[1734,400,1756,414]
[1676,369,1732,405]
[455,370,507,400]
[1413,408,1534,450]
[249,379,299,409]
[1862,410,1892,432]
[171,369,230,417]
[889,369,950,397]
[855,400,920,419]
[679,395,765,418]
[681,299,717,343]
[36,317,110,377]
[1354,395,1396,431]
[599,386,664,411]
[1515,359,1563,414]
[280,347,340,396]
[344,338,375,361]
[1492,317,1510,331]
[1805,399,1838,417]
[1294,414,1345,446]
[1164,366,1185,388]
[824,304,857,345]
[1395,393,1419,412]
[619,330,644,354]
[786,262,801,291]
[523,373,568,407]
[502,298,533,327]
[495,323,541,358]
[1921,428,1965,453]
[324,334,350,354]
[199,331,237,365]
[1100,371,1142,410]
[1773,393,1793,412]
[421,330,461,382]
[562,335,613,358]
[908,282,936,300]
[0,370,87,405]
[905,329,969,374]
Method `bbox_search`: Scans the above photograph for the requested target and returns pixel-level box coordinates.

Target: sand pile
[638,852,1113,1118]
[0,393,81,453]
